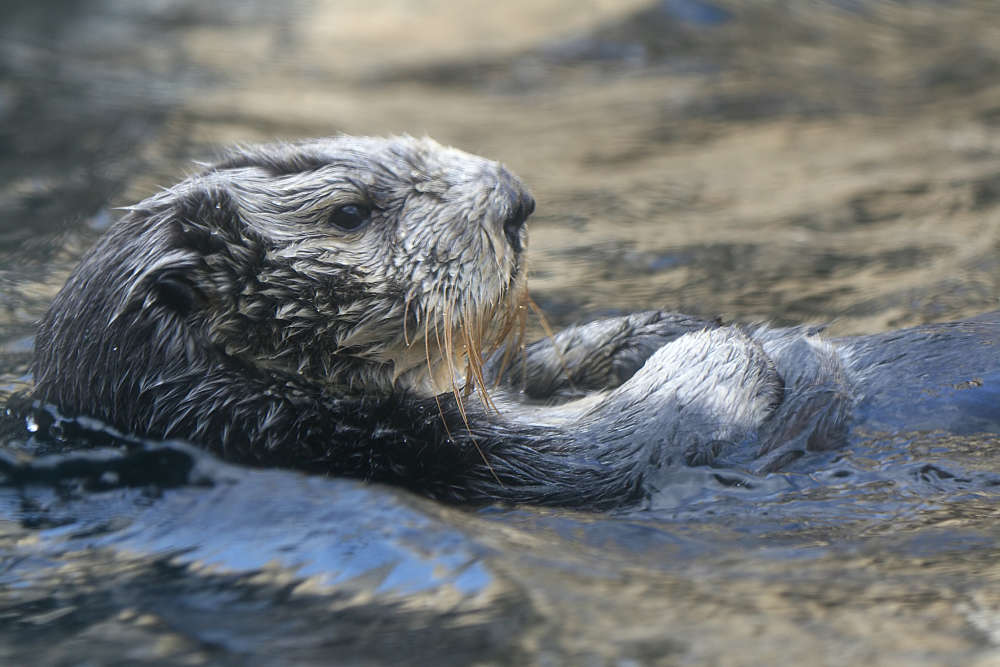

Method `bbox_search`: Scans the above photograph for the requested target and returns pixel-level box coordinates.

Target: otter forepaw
[590,327,785,460]
[491,310,715,402]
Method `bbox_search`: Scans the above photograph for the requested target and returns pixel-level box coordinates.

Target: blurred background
[3,2,1000,664]
[3,0,1000,351]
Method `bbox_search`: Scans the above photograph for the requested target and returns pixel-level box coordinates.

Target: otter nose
[502,191,535,253]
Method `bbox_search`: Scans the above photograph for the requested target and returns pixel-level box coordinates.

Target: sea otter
[28,136,1000,508]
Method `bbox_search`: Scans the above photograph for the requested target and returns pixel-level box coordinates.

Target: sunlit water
[3,1,1000,664]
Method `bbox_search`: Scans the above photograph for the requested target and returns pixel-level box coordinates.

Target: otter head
[35,136,534,407]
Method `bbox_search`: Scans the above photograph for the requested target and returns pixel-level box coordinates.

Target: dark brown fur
[28,136,1000,507]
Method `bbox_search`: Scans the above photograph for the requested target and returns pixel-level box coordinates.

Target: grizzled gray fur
[30,136,1000,508]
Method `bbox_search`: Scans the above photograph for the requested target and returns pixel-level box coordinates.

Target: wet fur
[30,136,1000,508]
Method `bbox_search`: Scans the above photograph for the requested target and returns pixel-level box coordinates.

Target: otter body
[30,136,1000,508]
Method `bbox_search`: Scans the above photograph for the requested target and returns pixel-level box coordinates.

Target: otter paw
[599,327,784,452]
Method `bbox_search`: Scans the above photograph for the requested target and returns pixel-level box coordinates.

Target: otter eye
[328,204,371,231]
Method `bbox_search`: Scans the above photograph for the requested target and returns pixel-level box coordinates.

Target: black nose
[503,191,535,252]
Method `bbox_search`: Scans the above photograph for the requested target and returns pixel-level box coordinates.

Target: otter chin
[29,135,1000,508]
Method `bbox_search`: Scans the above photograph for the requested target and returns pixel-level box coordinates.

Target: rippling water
[3,1,1000,664]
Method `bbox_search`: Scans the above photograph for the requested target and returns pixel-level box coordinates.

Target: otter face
[172,136,533,396]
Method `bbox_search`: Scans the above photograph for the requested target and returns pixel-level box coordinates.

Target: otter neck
[235,338,472,398]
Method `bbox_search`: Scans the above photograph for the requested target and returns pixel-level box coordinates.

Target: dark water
[3,1,1000,664]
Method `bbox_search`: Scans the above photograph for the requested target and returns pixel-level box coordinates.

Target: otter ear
[150,269,202,315]
[116,252,204,322]
[145,186,238,315]
[115,186,240,321]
